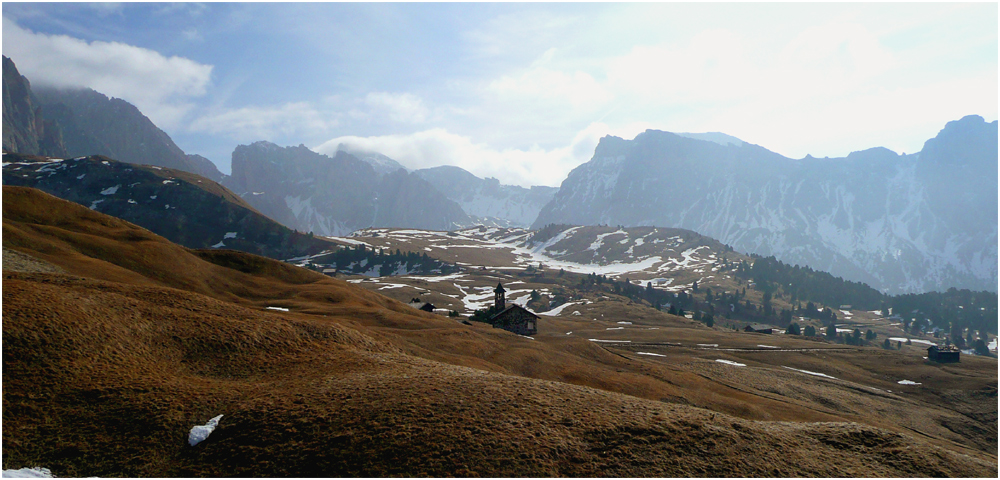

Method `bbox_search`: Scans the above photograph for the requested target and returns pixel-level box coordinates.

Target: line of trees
[734,255,884,310]
[310,244,458,276]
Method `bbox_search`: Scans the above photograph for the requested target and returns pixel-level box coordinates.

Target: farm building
[927,345,960,363]
[488,282,539,336]
[744,323,777,334]
[408,299,436,312]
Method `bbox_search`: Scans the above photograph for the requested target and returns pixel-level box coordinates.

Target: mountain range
[413,165,558,227]
[2,152,332,259]
[222,141,472,235]
[2,55,224,182]
[3,54,997,294]
[534,118,998,295]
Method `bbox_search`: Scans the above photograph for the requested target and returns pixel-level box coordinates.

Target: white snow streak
[188,414,224,446]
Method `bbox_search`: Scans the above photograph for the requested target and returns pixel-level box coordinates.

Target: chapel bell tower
[494,282,506,310]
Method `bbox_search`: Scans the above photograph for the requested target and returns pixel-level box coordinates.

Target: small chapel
[488,282,539,336]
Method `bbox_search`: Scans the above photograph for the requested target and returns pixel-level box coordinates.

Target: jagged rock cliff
[414,165,558,227]
[2,56,66,157]
[223,141,470,236]
[534,116,998,294]
[32,86,224,180]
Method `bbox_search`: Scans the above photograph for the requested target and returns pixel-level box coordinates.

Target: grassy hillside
[2,186,996,477]
[2,153,334,260]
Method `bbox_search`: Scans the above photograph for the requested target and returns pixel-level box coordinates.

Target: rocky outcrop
[223,141,471,236]
[414,165,558,227]
[2,56,66,157]
[186,153,225,182]
[31,85,224,180]
[534,116,998,294]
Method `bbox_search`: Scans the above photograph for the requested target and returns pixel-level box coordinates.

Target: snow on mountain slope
[222,142,470,236]
[329,224,740,292]
[414,165,558,227]
[535,116,998,294]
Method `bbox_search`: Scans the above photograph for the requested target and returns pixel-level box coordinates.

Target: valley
[2,42,997,478]
[2,186,997,477]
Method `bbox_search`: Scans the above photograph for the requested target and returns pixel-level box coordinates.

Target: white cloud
[313,122,652,188]
[489,63,613,112]
[2,16,212,129]
[364,92,429,124]
[188,102,337,143]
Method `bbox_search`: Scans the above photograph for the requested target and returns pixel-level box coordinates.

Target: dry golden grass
[3,186,996,477]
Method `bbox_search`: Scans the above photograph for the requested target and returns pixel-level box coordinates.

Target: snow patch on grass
[888,337,936,346]
[402,273,466,283]
[188,414,223,446]
[100,184,120,195]
[782,366,836,379]
[637,352,665,357]
[539,301,586,316]
[716,359,746,367]
[266,306,289,312]
[2,467,53,478]
[897,380,922,385]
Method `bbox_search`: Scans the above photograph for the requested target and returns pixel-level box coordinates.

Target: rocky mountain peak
[2,55,67,157]
[535,117,997,294]
[920,114,998,166]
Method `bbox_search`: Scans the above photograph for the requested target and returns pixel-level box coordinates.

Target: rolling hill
[3,186,995,477]
[2,153,333,260]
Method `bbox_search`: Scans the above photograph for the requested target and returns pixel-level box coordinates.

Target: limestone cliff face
[33,86,223,181]
[414,165,558,228]
[2,56,66,157]
[535,116,998,294]
[223,141,470,236]
[4,55,224,179]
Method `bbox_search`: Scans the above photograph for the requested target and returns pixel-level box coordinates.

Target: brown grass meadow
[2,186,996,477]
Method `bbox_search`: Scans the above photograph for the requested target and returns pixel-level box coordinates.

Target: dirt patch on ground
[3,247,66,274]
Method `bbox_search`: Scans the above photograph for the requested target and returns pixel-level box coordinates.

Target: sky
[3,2,996,187]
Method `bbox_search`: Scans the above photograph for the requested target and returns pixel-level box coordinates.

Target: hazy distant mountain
[2,153,331,259]
[31,84,224,180]
[414,165,558,227]
[335,144,410,177]
[223,141,470,236]
[676,132,744,147]
[534,116,998,294]
[186,153,225,182]
[2,56,66,157]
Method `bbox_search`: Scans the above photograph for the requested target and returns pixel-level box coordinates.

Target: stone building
[488,282,539,336]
